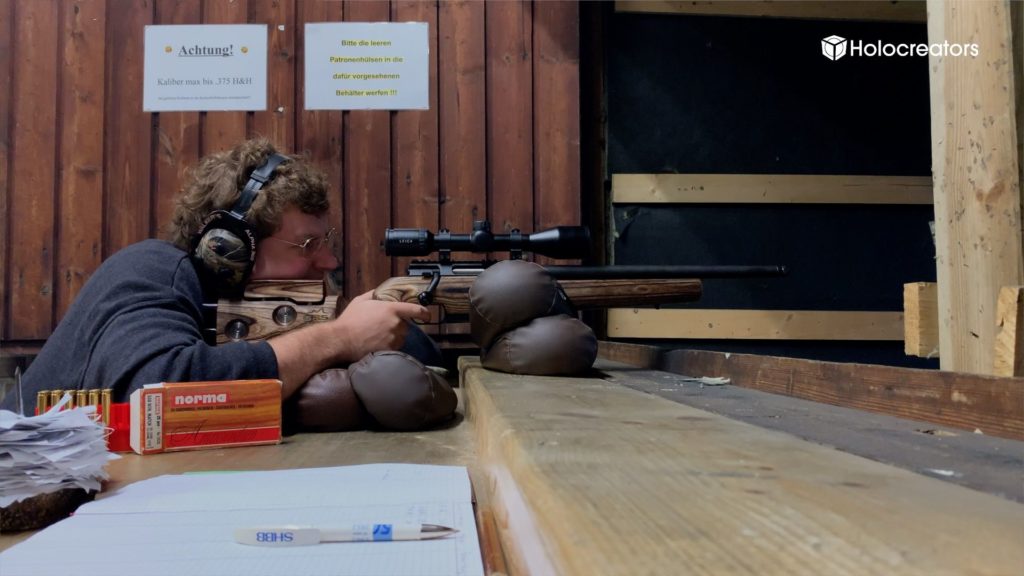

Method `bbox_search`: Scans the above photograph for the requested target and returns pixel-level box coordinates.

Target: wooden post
[927,0,1023,374]
[904,282,940,357]
[994,286,1024,376]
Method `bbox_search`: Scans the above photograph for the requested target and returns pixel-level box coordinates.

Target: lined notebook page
[1,464,484,576]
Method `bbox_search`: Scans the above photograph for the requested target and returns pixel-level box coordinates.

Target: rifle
[215,220,785,345]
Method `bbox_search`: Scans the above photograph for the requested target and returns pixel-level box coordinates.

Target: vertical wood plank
[0,0,11,338]
[486,0,533,235]
[391,1,439,276]
[104,0,152,256]
[57,0,106,322]
[1013,0,1023,259]
[904,282,939,357]
[153,0,201,235]
[202,0,249,154]
[297,1,344,283]
[250,0,295,150]
[533,0,580,265]
[438,0,485,234]
[9,0,58,339]
[343,0,391,297]
[994,286,1024,377]
[927,0,1024,374]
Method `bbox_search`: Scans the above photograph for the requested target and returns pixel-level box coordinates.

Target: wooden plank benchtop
[460,358,1024,576]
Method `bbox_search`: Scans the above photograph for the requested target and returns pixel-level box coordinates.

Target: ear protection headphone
[191,152,288,293]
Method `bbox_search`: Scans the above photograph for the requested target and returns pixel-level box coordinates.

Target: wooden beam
[994,286,1024,377]
[607,308,904,340]
[928,0,1024,374]
[462,357,1024,575]
[614,1,927,23]
[904,282,939,357]
[612,174,934,204]
[1014,0,1023,260]
[597,341,1024,441]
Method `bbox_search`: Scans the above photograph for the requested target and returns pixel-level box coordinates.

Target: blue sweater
[3,240,279,412]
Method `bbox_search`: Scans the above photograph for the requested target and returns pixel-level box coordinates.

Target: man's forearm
[268,323,349,399]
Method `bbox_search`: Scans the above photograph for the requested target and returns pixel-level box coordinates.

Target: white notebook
[1,463,484,576]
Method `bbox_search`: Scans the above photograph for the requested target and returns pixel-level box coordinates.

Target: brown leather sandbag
[469,260,575,349]
[285,368,372,433]
[480,314,597,375]
[349,351,457,431]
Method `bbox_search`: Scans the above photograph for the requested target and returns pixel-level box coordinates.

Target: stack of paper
[0,397,118,507]
[1,464,485,576]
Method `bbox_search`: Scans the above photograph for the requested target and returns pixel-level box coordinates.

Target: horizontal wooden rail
[607,308,904,340]
[597,341,1024,441]
[615,1,927,23]
[612,174,934,204]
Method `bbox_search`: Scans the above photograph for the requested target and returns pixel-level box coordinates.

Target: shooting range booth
[1,1,1023,574]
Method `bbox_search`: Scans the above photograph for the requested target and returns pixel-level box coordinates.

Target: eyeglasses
[267,227,336,259]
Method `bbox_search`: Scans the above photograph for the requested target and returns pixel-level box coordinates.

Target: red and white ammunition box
[129,379,282,455]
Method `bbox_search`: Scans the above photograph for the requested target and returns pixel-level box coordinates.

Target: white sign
[305,22,429,110]
[143,25,267,112]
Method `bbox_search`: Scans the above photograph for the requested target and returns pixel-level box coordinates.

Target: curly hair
[165,138,329,251]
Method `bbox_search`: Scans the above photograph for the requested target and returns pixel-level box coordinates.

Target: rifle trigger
[418,270,442,306]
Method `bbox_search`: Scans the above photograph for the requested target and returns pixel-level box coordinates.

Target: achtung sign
[304,22,429,110]
[143,24,268,112]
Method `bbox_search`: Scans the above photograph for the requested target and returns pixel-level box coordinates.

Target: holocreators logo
[822,35,978,60]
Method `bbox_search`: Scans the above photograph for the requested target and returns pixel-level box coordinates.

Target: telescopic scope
[385,220,591,260]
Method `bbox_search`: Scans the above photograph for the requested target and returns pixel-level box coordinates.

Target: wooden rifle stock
[215,276,702,344]
[215,280,341,345]
[373,276,702,315]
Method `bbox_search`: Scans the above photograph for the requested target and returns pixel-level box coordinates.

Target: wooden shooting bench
[4,348,1023,574]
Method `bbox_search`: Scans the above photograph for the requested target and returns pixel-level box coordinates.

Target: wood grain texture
[202,0,249,154]
[391,1,439,277]
[438,0,485,233]
[461,356,1024,575]
[10,0,58,338]
[994,285,1024,377]
[438,0,485,342]
[533,0,580,267]
[608,308,904,340]
[374,276,702,315]
[927,0,1024,374]
[613,173,935,204]
[104,0,151,256]
[903,282,939,357]
[615,0,927,22]
[250,0,294,150]
[57,0,106,323]
[486,0,532,234]
[153,0,200,236]
[343,0,391,297]
[296,0,344,279]
[655,347,1024,441]
[0,0,11,339]
[0,0,581,345]
[1015,0,1023,258]
[217,281,338,344]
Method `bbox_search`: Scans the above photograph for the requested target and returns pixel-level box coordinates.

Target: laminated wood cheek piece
[469,260,598,376]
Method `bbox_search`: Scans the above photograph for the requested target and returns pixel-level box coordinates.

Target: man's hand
[268,291,429,399]
[332,291,430,362]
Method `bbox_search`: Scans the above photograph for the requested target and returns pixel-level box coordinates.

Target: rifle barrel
[543,265,787,279]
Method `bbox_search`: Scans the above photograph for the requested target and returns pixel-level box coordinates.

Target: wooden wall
[0,0,581,343]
